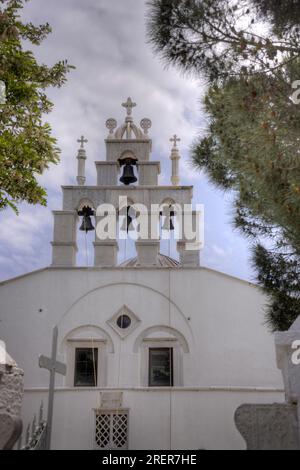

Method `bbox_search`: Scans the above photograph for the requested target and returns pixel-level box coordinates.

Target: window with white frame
[74,347,98,387]
[140,337,183,387]
[149,348,173,387]
[65,339,107,388]
[95,410,129,450]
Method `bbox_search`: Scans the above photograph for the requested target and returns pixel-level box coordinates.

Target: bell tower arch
[50,98,201,268]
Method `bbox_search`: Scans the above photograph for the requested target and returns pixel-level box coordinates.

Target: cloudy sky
[0,0,255,282]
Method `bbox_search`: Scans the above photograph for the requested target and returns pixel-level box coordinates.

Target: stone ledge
[23,386,285,393]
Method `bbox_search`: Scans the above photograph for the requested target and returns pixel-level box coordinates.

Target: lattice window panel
[95,410,128,450]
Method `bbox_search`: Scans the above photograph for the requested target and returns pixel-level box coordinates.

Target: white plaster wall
[0,267,283,388]
[0,266,285,449]
[21,388,283,450]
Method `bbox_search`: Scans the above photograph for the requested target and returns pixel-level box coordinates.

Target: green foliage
[0,0,74,211]
[253,0,300,32]
[147,0,300,330]
[253,245,300,331]
[192,74,300,331]
[193,72,300,250]
[146,0,300,81]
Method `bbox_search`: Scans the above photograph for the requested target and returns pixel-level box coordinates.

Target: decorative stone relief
[106,118,117,137]
[99,391,123,409]
[235,403,299,450]
[107,305,141,339]
[140,118,152,136]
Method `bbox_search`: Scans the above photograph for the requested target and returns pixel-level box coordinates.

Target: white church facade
[0,99,285,450]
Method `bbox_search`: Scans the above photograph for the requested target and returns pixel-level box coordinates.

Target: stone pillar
[135,240,160,266]
[76,136,88,186]
[275,316,300,405]
[275,317,300,449]
[0,345,23,450]
[177,241,200,267]
[135,211,160,266]
[137,162,160,186]
[94,240,118,267]
[94,210,118,267]
[176,210,202,267]
[170,135,181,186]
[51,211,78,267]
[95,162,119,186]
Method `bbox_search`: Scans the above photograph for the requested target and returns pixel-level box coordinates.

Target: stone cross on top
[122,97,136,116]
[170,134,181,149]
[77,135,88,149]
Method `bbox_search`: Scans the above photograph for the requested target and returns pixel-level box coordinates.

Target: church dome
[119,253,180,268]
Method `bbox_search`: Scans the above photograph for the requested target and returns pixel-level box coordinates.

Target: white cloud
[0,0,255,282]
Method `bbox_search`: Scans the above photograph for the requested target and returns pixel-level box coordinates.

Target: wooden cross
[170,134,181,148]
[122,97,136,116]
[77,135,88,148]
[39,326,66,450]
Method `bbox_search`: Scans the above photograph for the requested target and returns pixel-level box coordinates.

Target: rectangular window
[149,348,173,387]
[74,348,98,387]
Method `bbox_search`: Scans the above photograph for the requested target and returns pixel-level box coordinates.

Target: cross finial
[122,97,136,116]
[170,134,181,148]
[77,135,88,149]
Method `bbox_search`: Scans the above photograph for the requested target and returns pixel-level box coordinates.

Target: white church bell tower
[50,98,201,268]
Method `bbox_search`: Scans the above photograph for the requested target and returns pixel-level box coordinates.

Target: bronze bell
[78,206,95,232]
[161,207,175,231]
[119,158,137,185]
[120,206,135,233]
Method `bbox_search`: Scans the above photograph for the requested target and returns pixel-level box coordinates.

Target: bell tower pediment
[105,97,152,162]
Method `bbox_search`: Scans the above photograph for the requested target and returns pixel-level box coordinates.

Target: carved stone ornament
[0,414,22,450]
[235,403,299,450]
[106,118,118,135]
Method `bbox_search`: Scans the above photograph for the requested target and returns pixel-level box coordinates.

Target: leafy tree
[193,74,300,330]
[147,0,300,80]
[253,0,300,31]
[147,0,300,330]
[253,245,300,331]
[194,71,300,249]
[0,0,73,212]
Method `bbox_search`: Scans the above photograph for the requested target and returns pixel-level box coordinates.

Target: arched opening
[117,196,136,265]
[118,150,138,186]
[133,325,190,387]
[61,325,114,388]
[76,199,96,267]
[159,198,180,262]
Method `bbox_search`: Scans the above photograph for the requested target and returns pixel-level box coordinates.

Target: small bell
[78,206,95,232]
[120,206,135,233]
[161,207,175,231]
[119,158,137,186]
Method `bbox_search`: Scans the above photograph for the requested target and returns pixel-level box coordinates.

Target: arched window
[62,325,113,388]
[76,199,96,267]
[159,199,181,261]
[134,326,189,387]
